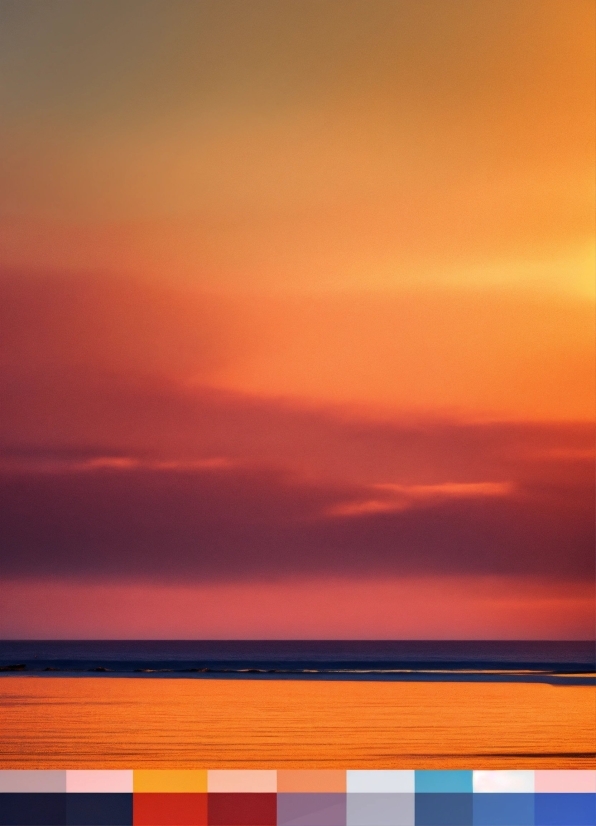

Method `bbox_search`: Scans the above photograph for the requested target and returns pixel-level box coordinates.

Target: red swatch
[134,792,208,825]
[207,792,277,825]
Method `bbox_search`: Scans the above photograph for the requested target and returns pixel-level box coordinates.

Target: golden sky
[0,0,594,637]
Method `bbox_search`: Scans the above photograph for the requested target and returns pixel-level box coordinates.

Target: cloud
[1,347,593,490]
[1,271,594,422]
[328,481,515,516]
[1,271,592,589]
[0,458,591,583]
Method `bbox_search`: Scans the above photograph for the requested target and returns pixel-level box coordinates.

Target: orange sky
[0,0,594,637]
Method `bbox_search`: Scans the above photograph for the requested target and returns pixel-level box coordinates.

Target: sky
[0,0,594,639]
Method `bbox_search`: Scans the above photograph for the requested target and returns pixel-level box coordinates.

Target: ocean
[0,640,594,684]
[1,642,594,769]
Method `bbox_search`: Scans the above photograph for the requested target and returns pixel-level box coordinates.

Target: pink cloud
[328,481,514,516]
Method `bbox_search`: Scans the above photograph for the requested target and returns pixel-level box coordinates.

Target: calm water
[1,643,594,769]
[0,641,594,684]
[0,677,594,769]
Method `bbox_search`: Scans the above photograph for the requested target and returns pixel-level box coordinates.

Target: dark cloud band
[1,461,592,582]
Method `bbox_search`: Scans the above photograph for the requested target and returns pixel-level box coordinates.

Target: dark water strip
[0,664,594,684]
[1,641,594,683]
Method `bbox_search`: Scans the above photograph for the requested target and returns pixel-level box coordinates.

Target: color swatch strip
[0,770,594,825]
